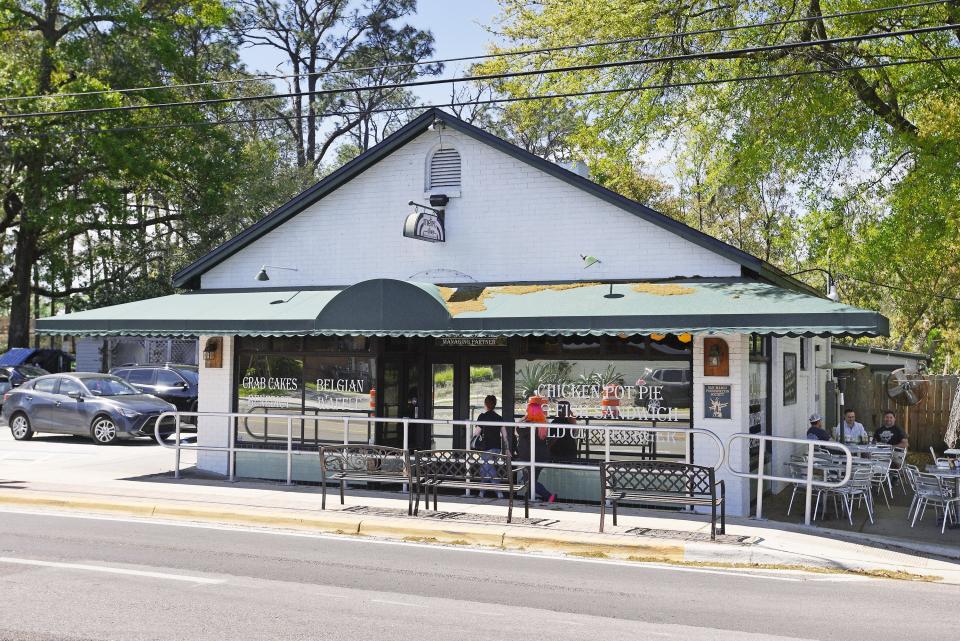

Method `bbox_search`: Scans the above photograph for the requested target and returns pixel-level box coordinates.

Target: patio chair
[911,472,960,534]
[833,466,875,525]
[904,464,922,522]
[890,447,908,494]
[930,446,949,467]
[784,459,826,518]
[869,454,894,508]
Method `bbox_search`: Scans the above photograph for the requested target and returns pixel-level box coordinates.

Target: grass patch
[569,550,609,559]
[624,556,941,582]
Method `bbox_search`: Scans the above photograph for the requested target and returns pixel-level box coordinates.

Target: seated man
[836,409,868,442]
[873,410,908,448]
[806,413,830,441]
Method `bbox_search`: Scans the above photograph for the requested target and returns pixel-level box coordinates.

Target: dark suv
[109,364,198,418]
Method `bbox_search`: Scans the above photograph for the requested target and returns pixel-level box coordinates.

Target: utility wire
[9,53,957,139]
[0,0,948,106]
[839,275,960,302]
[1,23,956,122]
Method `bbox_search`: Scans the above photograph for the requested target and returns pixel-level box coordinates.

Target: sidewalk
[1,433,958,582]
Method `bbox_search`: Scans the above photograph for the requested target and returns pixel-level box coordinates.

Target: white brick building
[39,109,888,517]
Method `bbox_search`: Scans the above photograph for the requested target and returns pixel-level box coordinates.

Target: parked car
[109,364,199,419]
[2,373,177,444]
[0,364,49,409]
[635,368,692,412]
[0,347,74,374]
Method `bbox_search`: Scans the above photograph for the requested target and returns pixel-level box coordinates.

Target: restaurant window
[234,339,376,450]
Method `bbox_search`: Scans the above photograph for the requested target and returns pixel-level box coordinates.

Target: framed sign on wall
[704,384,732,419]
[783,352,797,406]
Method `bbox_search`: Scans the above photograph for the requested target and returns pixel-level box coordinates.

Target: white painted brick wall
[197,335,233,475]
[693,334,751,517]
[201,129,741,288]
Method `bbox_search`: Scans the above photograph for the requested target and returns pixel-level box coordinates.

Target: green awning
[36,278,888,338]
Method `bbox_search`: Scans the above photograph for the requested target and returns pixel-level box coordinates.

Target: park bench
[319,444,412,514]
[600,460,725,539]
[414,449,529,523]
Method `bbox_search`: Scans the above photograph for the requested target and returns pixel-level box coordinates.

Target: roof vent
[428,147,461,191]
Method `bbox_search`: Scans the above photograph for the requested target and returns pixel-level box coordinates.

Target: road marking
[371,599,425,608]
[0,507,875,583]
[0,556,224,585]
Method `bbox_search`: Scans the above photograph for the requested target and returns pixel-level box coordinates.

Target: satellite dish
[886,368,929,406]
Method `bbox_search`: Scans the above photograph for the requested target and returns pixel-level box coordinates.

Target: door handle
[25,396,33,401]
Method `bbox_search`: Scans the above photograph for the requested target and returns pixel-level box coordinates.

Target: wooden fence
[843,371,958,451]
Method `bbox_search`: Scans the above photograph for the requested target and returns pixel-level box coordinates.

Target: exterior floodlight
[255,265,298,281]
[581,254,601,269]
[827,281,839,302]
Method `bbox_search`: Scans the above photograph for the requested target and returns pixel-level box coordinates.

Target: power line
[1,22,956,122]
[840,275,960,302]
[0,0,948,106]
[10,53,957,139]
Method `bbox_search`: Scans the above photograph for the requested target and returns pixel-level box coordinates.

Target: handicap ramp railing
[726,433,852,526]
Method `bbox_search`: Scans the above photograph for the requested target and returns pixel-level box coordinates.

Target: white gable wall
[201,129,741,289]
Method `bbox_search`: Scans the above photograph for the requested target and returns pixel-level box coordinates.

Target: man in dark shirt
[806,413,830,441]
[874,410,908,448]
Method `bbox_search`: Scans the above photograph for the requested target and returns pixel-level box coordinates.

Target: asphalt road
[0,510,953,641]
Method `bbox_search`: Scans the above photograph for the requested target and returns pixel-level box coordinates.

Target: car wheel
[647,399,662,414]
[90,416,119,445]
[10,413,34,441]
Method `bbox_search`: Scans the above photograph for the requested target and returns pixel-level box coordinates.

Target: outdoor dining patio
[770,445,959,540]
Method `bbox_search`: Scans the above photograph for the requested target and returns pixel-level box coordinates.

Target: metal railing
[726,433,852,526]
[154,410,724,501]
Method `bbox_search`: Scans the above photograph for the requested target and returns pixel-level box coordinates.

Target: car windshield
[176,368,198,385]
[18,365,49,377]
[79,376,139,396]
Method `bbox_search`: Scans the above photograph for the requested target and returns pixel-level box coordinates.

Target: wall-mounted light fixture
[788,267,839,302]
[202,337,223,368]
[703,337,729,376]
[581,254,601,269]
[255,265,299,282]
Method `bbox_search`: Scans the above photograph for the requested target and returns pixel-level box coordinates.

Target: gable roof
[172,108,810,292]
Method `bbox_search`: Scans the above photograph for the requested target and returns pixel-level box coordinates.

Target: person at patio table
[873,410,908,448]
[835,409,868,442]
[806,413,830,441]
[473,395,509,499]
[515,396,556,503]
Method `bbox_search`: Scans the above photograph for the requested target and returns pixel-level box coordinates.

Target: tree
[234,0,440,173]
[0,0,293,346]
[484,0,960,363]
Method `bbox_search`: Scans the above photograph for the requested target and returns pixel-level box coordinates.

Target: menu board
[783,352,797,406]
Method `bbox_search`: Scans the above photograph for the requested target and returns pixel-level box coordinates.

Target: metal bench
[600,460,725,539]
[414,449,529,523]
[319,445,412,514]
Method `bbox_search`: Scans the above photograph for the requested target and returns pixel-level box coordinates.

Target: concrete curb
[0,491,952,580]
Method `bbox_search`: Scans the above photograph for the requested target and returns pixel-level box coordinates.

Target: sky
[237,0,504,106]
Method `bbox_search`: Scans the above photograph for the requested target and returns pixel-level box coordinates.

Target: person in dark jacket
[516,397,555,502]
[549,400,579,462]
[474,395,509,499]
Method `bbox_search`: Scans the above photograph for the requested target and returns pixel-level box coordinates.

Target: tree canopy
[479,0,960,366]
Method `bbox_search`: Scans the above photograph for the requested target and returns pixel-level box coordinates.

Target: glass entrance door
[427,359,508,450]
[378,358,421,449]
